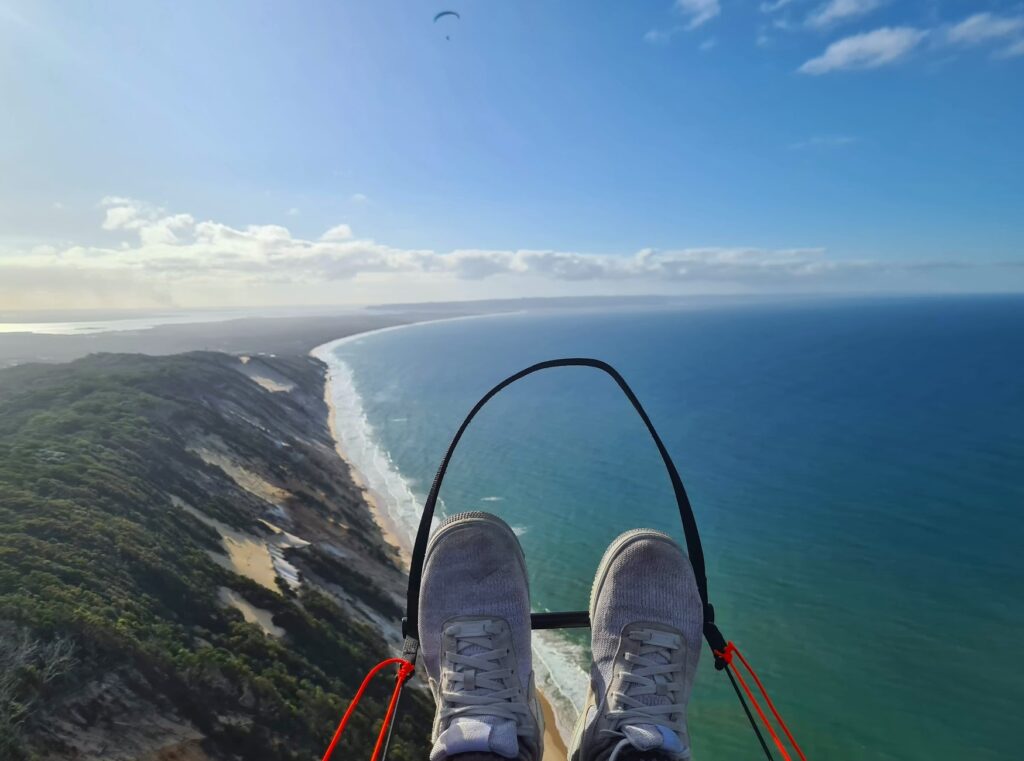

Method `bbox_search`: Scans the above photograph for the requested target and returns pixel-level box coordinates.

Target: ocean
[316,296,1024,761]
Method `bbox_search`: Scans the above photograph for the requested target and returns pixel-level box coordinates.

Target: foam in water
[320,356,430,544]
[313,331,589,742]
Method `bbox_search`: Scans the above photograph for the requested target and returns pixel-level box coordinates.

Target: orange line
[729,660,793,761]
[321,658,415,761]
[732,645,807,761]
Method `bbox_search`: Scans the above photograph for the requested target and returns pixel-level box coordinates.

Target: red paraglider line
[320,657,415,761]
[715,642,808,761]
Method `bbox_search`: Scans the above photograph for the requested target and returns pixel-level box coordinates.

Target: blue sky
[1,0,1022,308]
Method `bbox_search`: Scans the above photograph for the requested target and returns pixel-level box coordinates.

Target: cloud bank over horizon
[0,197,1018,311]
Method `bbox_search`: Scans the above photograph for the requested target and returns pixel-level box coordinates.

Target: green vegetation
[0,353,431,760]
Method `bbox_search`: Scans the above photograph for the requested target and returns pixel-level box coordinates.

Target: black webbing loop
[402,358,721,657]
[530,611,590,629]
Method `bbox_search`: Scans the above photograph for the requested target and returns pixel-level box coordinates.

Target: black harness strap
[401,358,727,664]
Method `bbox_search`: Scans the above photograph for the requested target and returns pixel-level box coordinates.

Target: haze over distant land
[0,296,626,366]
[0,293,964,368]
[0,313,414,368]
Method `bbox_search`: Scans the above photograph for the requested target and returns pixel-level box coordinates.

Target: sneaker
[418,512,543,761]
[569,530,703,761]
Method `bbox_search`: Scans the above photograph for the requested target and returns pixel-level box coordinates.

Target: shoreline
[541,690,569,761]
[322,390,412,567]
[311,319,570,761]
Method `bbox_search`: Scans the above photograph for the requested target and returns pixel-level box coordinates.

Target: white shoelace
[439,619,531,730]
[598,628,687,761]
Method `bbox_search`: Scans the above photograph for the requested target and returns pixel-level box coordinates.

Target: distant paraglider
[433,10,460,40]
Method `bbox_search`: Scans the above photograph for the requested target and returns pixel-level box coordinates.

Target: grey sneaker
[418,512,543,761]
[569,530,703,761]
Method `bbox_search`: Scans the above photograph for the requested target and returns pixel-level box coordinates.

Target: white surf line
[311,309,517,361]
[532,629,588,741]
[310,311,523,549]
[311,310,589,740]
[317,357,425,550]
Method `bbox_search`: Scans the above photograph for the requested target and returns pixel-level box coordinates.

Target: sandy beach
[541,691,570,761]
[320,361,569,761]
[322,394,412,566]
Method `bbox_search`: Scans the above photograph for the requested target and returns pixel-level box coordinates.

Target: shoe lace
[599,628,687,761]
[439,619,531,731]
[606,744,674,761]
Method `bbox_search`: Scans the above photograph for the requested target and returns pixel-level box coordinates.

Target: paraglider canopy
[433,10,459,40]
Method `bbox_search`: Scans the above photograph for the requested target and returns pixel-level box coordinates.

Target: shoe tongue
[620,724,684,758]
[430,717,519,760]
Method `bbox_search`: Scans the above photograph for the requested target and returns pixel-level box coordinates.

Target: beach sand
[323,393,411,564]
[541,690,570,760]
[322,378,569,761]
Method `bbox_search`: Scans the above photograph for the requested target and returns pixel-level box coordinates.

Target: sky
[1,0,1023,310]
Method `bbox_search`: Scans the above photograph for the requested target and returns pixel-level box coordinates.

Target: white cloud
[98,197,196,245]
[350,193,369,203]
[806,0,883,29]
[997,38,1024,58]
[760,0,795,13]
[645,0,720,44]
[644,27,680,45]
[947,13,1024,45]
[101,197,151,231]
[100,196,182,234]
[0,197,894,304]
[321,223,353,242]
[795,13,1024,72]
[699,37,718,51]
[675,0,720,29]
[2,197,1014,307]
[799,27,926,74]
[286,207,300,216]
[138,213,195,246]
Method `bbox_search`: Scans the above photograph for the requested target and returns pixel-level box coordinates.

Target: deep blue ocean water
[320,296,1024,760]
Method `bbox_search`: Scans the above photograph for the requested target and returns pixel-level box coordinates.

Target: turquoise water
[322,296,1024,760]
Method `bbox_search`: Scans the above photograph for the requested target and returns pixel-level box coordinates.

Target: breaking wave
[313,332,588,741]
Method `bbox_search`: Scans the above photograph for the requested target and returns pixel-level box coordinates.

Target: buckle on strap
[401,635,420,666]
[702,606,729,670]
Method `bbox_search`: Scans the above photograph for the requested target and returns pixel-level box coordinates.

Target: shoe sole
[568,528,683,761]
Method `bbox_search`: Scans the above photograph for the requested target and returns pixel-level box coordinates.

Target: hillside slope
[0,351,431,761]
